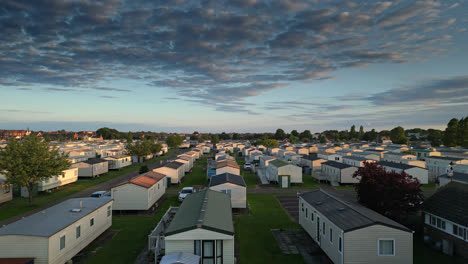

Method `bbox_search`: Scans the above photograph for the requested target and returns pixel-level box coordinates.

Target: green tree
[262,139,279,148]
[0,135,71,204]
[460,117,468,147]
[443,118,459,147]
[390,126,408,144]
[126,132,133,143]
[149,141,162,156]
[427,130,442,147]
[289,135,299,144]
[339,130,349,141]
[232,133,240,140]
[219,132,230,140]
[166,134,184,148]
[275,128,285,140]
[291,130,299,137]
[456,117,468,147]
[319,135,327,143]
[350,125,357,139]
[211,134,220,144]
[359,125,364,139]
[299,130,312,139]
[126,140,151,163]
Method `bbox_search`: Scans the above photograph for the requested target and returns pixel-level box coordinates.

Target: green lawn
[86,195,179,264]
[0,150,177,222]
[240,168,258,189]
[170,155,210,189]
[235,194,306,264]
[421,182,437,190]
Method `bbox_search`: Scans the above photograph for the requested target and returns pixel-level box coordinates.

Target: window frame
[216,240,223,264]
[107,206,112,217]
[90,218,95,227]
[329,228,333,244]
[60,235,66,251]
[323,222,326,235]
[76,225,81,239]
[202,240,215,264]
[377,239,395,256]
[338,236,342,253]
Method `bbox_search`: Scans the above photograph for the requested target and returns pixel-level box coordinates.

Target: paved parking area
[272,229,332,264]
[276,195,300,222]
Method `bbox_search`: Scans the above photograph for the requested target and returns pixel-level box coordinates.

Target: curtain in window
[194,240,201,256]
[379,240,394,255]
[203,241,214,264]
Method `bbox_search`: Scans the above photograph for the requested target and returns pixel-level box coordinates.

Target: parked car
[90,191,110,198]
[244,163,251,169]
[178,187,194,202]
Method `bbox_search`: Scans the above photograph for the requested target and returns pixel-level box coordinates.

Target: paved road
[0,150,186,227]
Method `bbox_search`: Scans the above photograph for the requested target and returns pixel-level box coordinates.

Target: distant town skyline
[1,0,468,132]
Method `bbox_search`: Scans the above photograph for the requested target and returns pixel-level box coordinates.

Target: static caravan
[178,154,194,169]
[300,156,327,175]
[342,156,376,167]
[266,159,302,187]
[111,171,166,210]
[260,155,277,168]
[216,160,240,176]
[21,167,80,197]
[425,156,468,181]
[104,154,132,170]
[351,151,381,162]
[71,158,109,178]
[438,172,468,187]
[299,190,413,264]
[153,161,185,184]
[379,161,429,184]
[0,174,12,204]
[321,161,359,185]
[175,156,192,173]
[164,190,235,264]
[209,173,247,209]
[0,198,113,264]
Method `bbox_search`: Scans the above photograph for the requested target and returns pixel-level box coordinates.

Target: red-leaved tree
[353,162,424,220]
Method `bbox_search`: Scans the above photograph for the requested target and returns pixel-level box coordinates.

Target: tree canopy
[262,139,279,148]
[166,134,184,148]
[390,126,408,144]
[353,162,424,220]
[0,135,71,204]
[275,128,285,140]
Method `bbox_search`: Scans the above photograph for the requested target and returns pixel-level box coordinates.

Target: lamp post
[449,161,454,181]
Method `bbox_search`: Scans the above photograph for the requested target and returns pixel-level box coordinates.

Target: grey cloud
[367,75,468,106]
[0,0,461,115]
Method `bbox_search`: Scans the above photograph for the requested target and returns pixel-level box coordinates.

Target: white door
[282,176,288,188]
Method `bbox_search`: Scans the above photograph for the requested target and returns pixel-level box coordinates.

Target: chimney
[80,200,83,208]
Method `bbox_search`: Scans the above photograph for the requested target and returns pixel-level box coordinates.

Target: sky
[1,0,468,133]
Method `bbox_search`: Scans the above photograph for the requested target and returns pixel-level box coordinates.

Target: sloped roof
[165,161,185,170]
[210,173,246,187]
[160,252,200,264]
[0,198,112,237]
[425,156,465,161]
[165,189,234,236]
[216,160,239,169]
[438,172,468,184]
[82,158,108,165]
[322,160,355,169]
[299,190,411,233]
[378,161,423,171]
[125,171,166,189]
[269,159,289,167]
[424,182,468,227]
[301,155,326,161]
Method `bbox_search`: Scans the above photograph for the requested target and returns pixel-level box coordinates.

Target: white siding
[209,183,246,209]
[344,225,412,264]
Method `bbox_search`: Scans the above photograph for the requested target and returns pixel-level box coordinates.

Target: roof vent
[71,208,82,213]
[337,207,346,211]
[315,201,323,205]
